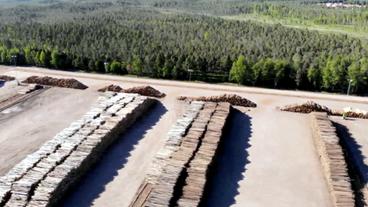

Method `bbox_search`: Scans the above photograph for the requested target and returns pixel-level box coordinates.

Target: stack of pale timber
[130,101,231,207]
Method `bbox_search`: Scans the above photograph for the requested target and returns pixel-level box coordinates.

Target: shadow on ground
[60,102,167,207]
[334,121,368,207]
[0,81,4,88]
[200,108,252,207]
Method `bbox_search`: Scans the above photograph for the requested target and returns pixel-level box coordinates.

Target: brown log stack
[178,94,256,107]
[22,76,88,90]
[0,75,16,82]
[280,101,332,114]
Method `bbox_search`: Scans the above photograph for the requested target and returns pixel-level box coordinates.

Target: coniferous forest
[0,0,368,94]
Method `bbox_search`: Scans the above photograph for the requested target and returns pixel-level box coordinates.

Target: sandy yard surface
[203,107,333,207]
[0,87,98,176]
[1,66,368,206]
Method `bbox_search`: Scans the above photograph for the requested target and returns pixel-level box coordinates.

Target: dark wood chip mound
[280,101,332,114]
[22,76,88,90]
[0,75,16,82]
[178,94,257,107]
[123,86,166,98]
[98,84,124,92]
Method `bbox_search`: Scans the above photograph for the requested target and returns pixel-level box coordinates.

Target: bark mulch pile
[22,76,88,89]
[280,101,332,114]
[177,94,257,107]
[0,75,16,82]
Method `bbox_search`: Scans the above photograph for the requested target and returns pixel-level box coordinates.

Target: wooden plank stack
[130,101,231,207]
[0,92,154,207]
[310,112,355,207]
[177,103,230,207]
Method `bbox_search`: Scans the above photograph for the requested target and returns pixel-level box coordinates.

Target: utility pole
[347,79,353,96]
[188,69,194,81]
[11,55,17,66]
[104,62,109,73]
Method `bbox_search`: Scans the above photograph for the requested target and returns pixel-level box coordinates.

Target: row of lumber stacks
[177,102,230,207]
[130,101,231,207]
[310,112,355,207]
[130,101,204,207]
[146,102,219,207]
[0,92,154,207]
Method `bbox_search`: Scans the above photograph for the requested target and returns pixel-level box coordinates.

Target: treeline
[0,2,367,94]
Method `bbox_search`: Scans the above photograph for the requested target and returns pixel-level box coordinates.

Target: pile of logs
[332,110,368,119]
[98,84,123,93]
[280,101,332,114]
[123,86,166,98]
[98,84,166,98]
[281,101,368,119]
[22,76,88,89]
[0,75,15,82]
[178,94,256,107]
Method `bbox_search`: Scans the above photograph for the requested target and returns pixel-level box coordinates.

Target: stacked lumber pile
[178,94,256,107]
[130,101,204,207]
[177,103,230,207]
[280,101,332,114]
[130,101,231,207]
[0,75,15,82]
[98,84,123,93]
[0,92,154,207]
[310,112,354,207]
[146,102,218,206]
[22,76,88,90]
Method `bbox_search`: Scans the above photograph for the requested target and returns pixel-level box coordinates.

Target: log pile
[332,110,368,119]
[124,86,166,98]
[0,92,154,207]
[310,112,354,207]
[98,84,123,93]
[282,101,368,119]
[178,94,256,107]
[0,75,15,82]
[130,101,231,207]
[22,76,88,90]
[280,101,332,114]
[98,85,166,98]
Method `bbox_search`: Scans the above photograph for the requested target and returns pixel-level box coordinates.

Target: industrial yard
[1,66,368,207]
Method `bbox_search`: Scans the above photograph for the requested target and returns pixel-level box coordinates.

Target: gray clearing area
[0,87,98,176]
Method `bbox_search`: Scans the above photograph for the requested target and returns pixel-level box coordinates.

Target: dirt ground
[1,66,368,206]
[0,87,98,176]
